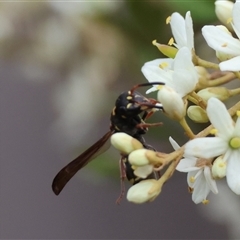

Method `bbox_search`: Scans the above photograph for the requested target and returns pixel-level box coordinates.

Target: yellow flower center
[229,137,240,149]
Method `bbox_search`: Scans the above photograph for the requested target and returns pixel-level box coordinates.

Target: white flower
[202,2,240,71]
[169,11,194,50]
[127,179,160,204]
[142,47,198,96]
[169,137,218,204]
[215,0,234,29]
[185,97,240,195]
[141,58,174,94]
[141,47,198,120]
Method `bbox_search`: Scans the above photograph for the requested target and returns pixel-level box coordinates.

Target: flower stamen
[168,37,174,46]
[202,199,209,205]
[190,176,195,183]
[159,62,169,69]
[210,128,218,135]
[166,16,171,24]
[227,17,233,24]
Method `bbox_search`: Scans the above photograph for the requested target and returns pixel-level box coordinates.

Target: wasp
[52,82,164,197]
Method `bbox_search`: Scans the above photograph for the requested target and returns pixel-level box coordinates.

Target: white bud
[197,87,231,101]
[133,165,153,178]
[110,133,143,154]
[195,66,210,80]
[128,149,149,166]
[157,86,186,120]
[187,106,209,123]
[212,156,226,179]
[215,0,234,31]
[127,179,160,204]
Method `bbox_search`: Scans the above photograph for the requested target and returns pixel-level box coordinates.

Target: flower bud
[187,106,209,123]
[212,156,227,179]
[152,40,178,58]
[110,133,143,154]
[157,86,186,120]
[197,87,231,101]
[129,149,164,168]
[128,149,150,166]
[127,179,160,204]
[195,66,210,80]
[215,0,234,31]
[133,165,153,178]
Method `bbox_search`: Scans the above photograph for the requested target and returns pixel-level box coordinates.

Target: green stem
[179,117,195,139]
[194,56,219,70]
[207,72,236,87]
[229,88,240,97]
[189,91,207,109]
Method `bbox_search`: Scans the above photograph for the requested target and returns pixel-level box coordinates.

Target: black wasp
[52,82,164,199]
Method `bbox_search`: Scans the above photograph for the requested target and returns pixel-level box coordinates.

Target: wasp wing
[52,131,113,195]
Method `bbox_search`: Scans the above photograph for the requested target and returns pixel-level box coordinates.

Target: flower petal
[192,173,210,204]
[172,47,198,96]
[185,11,194,50]
[207,97,235,139]
[176,158,199,172]
[202,25,240,55]
[226,150,240,194]
[141,64,168,84]
[185,137,227,158]
[187,170,199,188]
[215,0,234,28]
[219,56,240,71]
[170,12,187,49]
[144,58,173,69]
[204,167,218,194]
[169,136,180,150]
[232,2,240,39]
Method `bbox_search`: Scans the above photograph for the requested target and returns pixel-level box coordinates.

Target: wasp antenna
[130,82,165,94]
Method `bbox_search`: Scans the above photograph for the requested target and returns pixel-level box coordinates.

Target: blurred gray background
[0,1,239,239]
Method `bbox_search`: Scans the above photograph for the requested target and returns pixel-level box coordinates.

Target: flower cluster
[111,0,240,204]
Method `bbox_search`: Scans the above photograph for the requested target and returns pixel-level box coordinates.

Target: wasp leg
[136,122,163,129]
[116,156,127,205]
